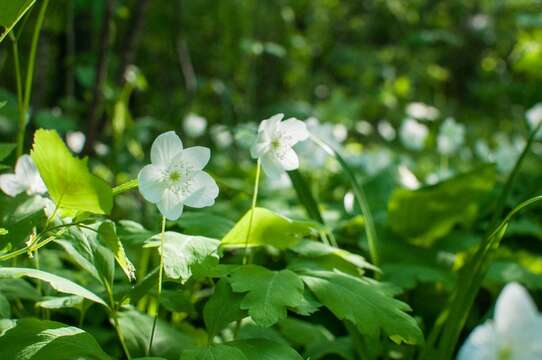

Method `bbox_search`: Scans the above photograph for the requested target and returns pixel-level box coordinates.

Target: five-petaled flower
[458,282,542,360]
[0,155,47,197]
[138,131,219,220]
[250,113,309,178]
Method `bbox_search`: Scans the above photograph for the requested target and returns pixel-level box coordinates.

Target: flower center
[498,346,512,360]
[169,170,181,183]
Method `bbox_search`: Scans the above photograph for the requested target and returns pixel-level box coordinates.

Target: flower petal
[276,146,299,171]
[184,171,219,208]
[180,146,211,171]
[250,132,271,159]
[261,152,284,179]
[281,118,310,145]
[151,131,183,166]
[457,323,499,360]
[259,113,284,133]
[157,188,184,220]
[138,164,166,203]
[495,282,538,337]
[0,173,26,197]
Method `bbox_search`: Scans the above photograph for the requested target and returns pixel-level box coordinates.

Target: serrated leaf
[0,318,110,359]
[300,270,424,345]
[30,129,113,215]
[0,268,107,308]
[203,279,244,338]
[388,166,496,246]
[228,265,304,327]
[98,221,136,282]
[145,232,220,283]
[183,339,303,360]
[0,0,36,43]
[221,207,313,249]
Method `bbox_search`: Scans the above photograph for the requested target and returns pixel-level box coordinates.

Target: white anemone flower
[437,117,465,156]
[458,282,542,360]
[66,131,86,154]
[400,118,429,150]
[138,131,219,220]
[0,155,47,197]
[251,113,309,178]
[406,102,440,121]
[183,113,207,138]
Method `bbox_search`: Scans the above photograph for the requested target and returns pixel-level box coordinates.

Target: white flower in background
[234,122,258,149]
[526,103,542,139]
[377,120,396,141]
[138,131,219,220]
[0,155,47,197]
[400,118,429,150]
[251,113,309,178]
[183,113,207,138]
[295,117,345,169]
[458,282,542,360]
[494,134,524,173]
[469,14,490,31]
[66,131,86,154]
[94,142,109,156]
[355,120,373,136]
[475,139,494,162]
[437,117,465,155]
[406,102,440,121]
[210,125,233,149]
[358,148,394,176]
[344,191,355,214]
[398,165,420,189]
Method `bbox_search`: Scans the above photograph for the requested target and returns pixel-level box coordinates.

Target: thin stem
[112,179,139,196]
[16,0,50,157]
[10,33,24,159]
[147,216,167,355]
[242,158,261,265]
[113,312,132,359]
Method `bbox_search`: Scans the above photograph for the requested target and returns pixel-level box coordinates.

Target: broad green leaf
[0,268,107,307]
[118,308,198,358]
[30,129,113,215]
[228,265,304,327]
[98,221,136,282]
[183,339,303,360]
[177,211,235,238]
[0,293,10,319]
[0,0,36,43]
[0,318,110,359]
[382,263,455,291]
[0,143,15,162]
[300,270,424,345]
[35,296,83,310]
[203,279,244,338]
[388,166,496,246]
[0,101,6,109]
[0,278,40,300]
[277,318,334,348]
[145,232,220,283]
[0,194,47,247]
[221,207,313,249]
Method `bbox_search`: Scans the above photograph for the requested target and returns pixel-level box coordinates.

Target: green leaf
[228,265,304,327]
[0,101,6,109]
[382,263,455,291]
[183,339,303,360]
[0,0,36,43]
[0,279,40,301]
[145,232,220,283]
[221,207,313,249]
[35,296,83,310]
[203,279,244,339]
[0,143,15,162]
[388,166,496,246]
[300,270,424,345]
[0,293,11,319]
[118,308,198,358]
[98,221,136,282]
[0,194,47,247]
[0,268,107,307]
[30,129,113,215]
[0,318,110,359]
[177,211,235,239]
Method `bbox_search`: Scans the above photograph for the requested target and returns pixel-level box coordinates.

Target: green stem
[242,158,261,265]
[113,179,139,196]
[10,33,24,160]
[147,216,167,355]
[16,0,49,158]
[311,135,379,267]
[113,312,131,360]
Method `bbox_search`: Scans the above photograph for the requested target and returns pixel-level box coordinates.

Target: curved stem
[113,179,139,196]
[147,216,166,355]
[242,158,261,265]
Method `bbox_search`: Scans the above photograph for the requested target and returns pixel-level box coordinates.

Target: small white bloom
[406,102,440,121]
[458,283,542,360]
[398,165,420,189]
[437,117,466,156]
[470,14,490,31]
[0,155,47,197]
[210,125,233,149]
[183,113,207,138]
[355,120,373,136]
[377,120,396,141]
[526,103,542,139]
[295,117,344,169]
[66,131,86,154]
[251,113,309,178]
[138,131,219,220]
[400,118,429,150]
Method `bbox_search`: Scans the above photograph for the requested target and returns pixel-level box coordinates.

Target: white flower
[66,131,86,154]
[0,155,47,197]
[377,120,396,141]
[406,102,440,121]
[400,118,429,150]
[251,113,309,178]
[526,103,542,139]
[295,117,344,169]
[183,113,207,138]
[458,283,542,360]
[437,117,465,155]
[398,165,420,189]
[210,125,233,149]
[137,131,219,220]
